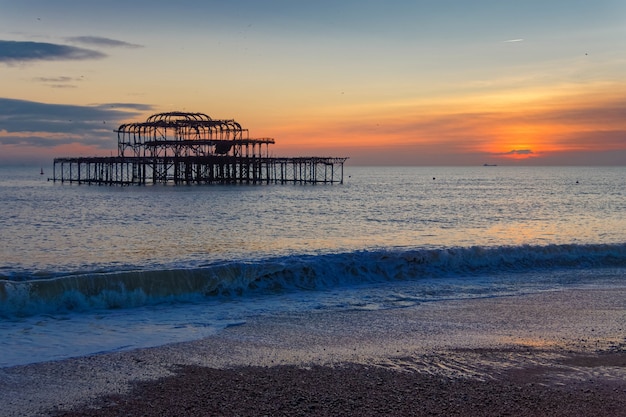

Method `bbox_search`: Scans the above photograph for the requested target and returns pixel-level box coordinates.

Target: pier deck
[52,155,347,185]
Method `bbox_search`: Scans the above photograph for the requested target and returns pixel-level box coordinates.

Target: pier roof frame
[115,111,274,158]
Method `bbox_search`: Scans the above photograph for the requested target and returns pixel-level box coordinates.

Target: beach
[3,286,625,416]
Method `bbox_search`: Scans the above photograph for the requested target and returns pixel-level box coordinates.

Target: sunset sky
[1,0,625,165]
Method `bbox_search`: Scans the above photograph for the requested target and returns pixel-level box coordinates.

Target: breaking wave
[2,243,625,318]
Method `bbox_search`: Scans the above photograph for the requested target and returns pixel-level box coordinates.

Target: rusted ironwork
[52,112,347,185]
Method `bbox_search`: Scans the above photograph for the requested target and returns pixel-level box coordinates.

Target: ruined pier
[52,112,347,185]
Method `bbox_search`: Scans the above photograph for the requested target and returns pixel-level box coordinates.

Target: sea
[1,165,625,368]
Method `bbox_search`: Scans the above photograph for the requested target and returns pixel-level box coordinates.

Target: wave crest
[2,243,625,318]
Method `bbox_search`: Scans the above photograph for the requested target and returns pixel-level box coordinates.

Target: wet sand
[2,287,625,416]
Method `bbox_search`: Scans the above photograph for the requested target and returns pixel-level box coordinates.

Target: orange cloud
[263,83,626,165]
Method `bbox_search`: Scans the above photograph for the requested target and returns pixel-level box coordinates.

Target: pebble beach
[2,287,625,416]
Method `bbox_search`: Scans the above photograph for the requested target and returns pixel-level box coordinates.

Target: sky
[1,0,625,166]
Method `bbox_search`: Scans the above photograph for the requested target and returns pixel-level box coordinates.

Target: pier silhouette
[52,112,347,185]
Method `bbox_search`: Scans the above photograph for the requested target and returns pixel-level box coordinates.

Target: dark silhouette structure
[52,112,347,185]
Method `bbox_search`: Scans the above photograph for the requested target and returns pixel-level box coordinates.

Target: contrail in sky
[504,38,524,43]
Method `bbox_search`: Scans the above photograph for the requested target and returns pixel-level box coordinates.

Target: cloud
[503,38,524,43]
[0,40,106,64]
[531,100,626,127]
[494,149,534,156]
[66,36,143,49]
[34,76,77,83]
[550,130,626,150]
[33,76,83,89]
[0,98,152,149]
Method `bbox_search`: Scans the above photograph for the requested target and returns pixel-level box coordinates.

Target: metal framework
[52,112,347,185]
